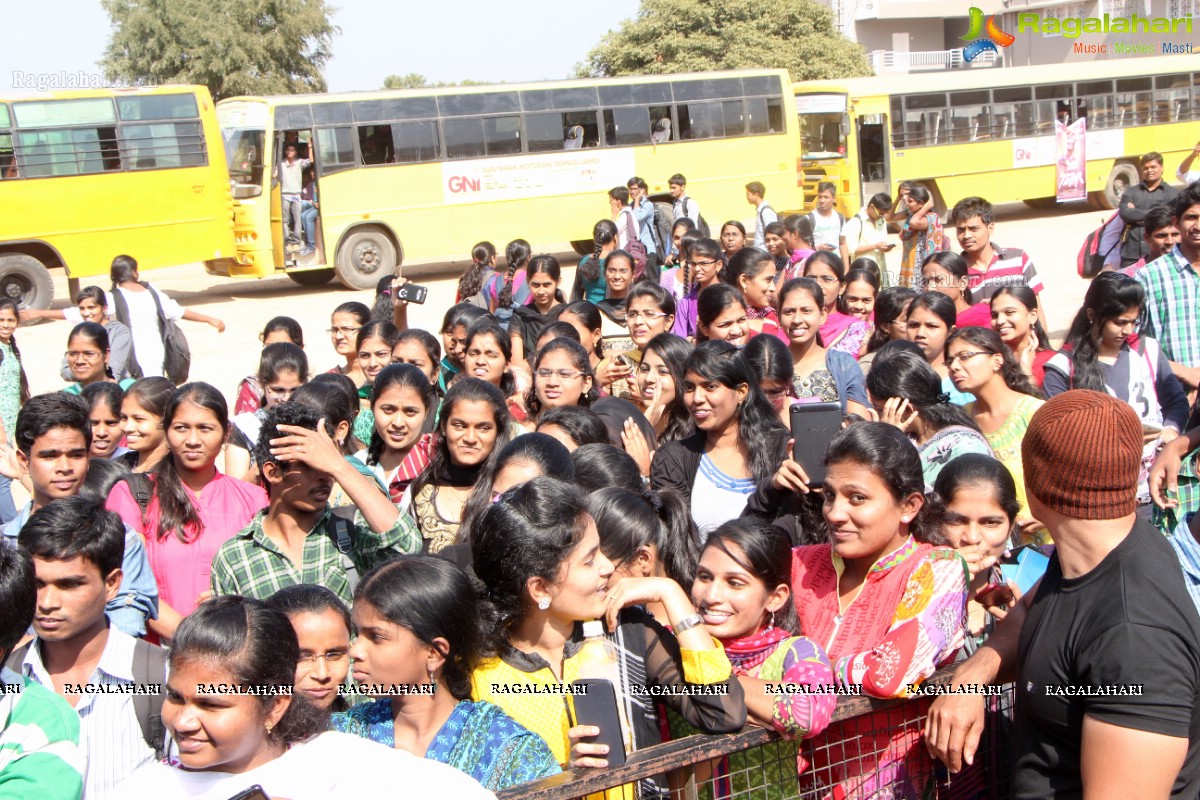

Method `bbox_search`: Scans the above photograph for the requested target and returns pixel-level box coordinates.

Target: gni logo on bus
[447,175,481,193]
[961,7,1015,62]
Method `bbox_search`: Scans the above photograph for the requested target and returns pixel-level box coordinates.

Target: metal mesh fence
[498,669,1017,800]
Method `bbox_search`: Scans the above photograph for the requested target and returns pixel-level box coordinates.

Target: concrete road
[16,201,1111,400]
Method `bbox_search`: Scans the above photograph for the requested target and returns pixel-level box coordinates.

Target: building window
[1042,3,1085,36]
[1106,0,1135,16]
[1168,0,1198,16]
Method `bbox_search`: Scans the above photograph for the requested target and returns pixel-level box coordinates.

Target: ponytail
[588,486,699,590]
[456,241,496,302]
[0,299,30,404]
[498,239,530,311]
[151,384,229,542]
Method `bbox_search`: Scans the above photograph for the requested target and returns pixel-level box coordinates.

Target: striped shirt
[20,631,154,800]
[966,245,1044,303]
[1136,245,1200,367]
[0,667,83,800]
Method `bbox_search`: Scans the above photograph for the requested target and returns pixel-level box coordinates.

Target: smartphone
[571,678,627,767]
[790,402,843,487]
[999,545,1050,596]
[396,282,428,304]
[228,786,271,800]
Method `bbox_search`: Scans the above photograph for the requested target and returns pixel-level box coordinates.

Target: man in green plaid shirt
[211,402,420,605]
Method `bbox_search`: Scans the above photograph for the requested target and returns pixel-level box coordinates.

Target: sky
[3,0,643,95]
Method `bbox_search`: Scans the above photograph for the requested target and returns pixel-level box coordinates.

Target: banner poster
[1056,117,1087,202]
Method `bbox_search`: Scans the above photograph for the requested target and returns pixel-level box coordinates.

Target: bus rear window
[14,98,116,128]
[117,94,199,121]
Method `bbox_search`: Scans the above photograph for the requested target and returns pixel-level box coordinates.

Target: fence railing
[867,49,1003,73]
[499,668,1016,800]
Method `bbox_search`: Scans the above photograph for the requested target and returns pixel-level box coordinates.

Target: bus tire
[0,253,53,310]
[286,268,335,287]
[1103,162,1139,210]
[335,228,397,291]
[1087,191,1112,211]
[571,240,593,257]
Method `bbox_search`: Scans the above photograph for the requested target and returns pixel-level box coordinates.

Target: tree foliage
[101,0,339,100]
[382,74,491,90]
[580,0,871,81]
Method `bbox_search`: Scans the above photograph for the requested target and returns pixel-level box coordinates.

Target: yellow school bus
[0,86,235,308]
[208,70,806,288]
[794,54,1200,216]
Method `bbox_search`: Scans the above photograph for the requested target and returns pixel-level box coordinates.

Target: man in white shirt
[808,181,845,252]
[276,141,312,247]
[746,181,777,248]
[840,192,896,286]
[1179,139,1200,186]
[14,497,164,799]
[669,173,702,226]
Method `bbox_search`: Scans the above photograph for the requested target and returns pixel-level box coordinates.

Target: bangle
[673,612,705,634]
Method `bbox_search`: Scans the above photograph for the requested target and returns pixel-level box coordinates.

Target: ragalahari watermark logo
[961,7,1015,61]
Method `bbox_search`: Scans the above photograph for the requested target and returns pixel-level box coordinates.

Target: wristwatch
[673,612,705,634]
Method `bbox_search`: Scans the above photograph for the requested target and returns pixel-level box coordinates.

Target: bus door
[276,129,320,266]
[856,114,889,209]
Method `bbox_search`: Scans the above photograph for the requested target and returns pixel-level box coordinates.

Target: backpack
[1077,211,1128,278]
[650,202,673,256]
[619,209,649,279]
[679,196,710,238]
[805,210,847,249]
[7,637,168,759]
[111,283,191,384]
[327,505,362,593]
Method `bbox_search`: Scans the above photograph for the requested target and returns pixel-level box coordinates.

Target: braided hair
[0,299,30,404]
[456,241,496,302]
[580,220,618,284]
[497,239,531,311]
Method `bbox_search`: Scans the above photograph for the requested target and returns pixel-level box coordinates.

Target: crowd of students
[1,162,1200,800]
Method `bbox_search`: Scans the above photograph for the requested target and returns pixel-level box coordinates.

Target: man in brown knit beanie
[926,390,1200,799]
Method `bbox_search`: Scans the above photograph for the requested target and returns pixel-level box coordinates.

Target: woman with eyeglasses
[804,251,872,358]
[672,238,725,339]
[223,343,309,482]
[233,316,305,414]
[62,322,133,394]
[24,285,135,383]
[326,301,371,387]
[267,584,354,712]
[945,326,1046,543]
[522,338,598,429]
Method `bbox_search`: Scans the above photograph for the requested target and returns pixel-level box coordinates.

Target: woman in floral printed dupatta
[789,421,968,799]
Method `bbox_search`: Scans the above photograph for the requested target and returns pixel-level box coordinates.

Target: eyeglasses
[810,274,840,284]
[536,368,585,381]
[327,326,362,336]
[689,259,722,269]
[945,350,990,366]
[265,386,297,400]
[297,650,349,667]
[65,350,103,361]
[626,310,669,322]
[606,268,633,277]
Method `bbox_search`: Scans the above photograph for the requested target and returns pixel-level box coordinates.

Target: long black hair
[1059,272,1144,393]
[867,287,918,352]
[472,477,591,655]
[695,284,747,342]
[497,239,532,310]
[701,518,799,633]
[536,406,609,449]
[933,452,1020,530]
[559,300,604,359]
[171,596,327,747]
[865,349,981,436]
[257,342,308,387]
[354,556,482,701]
[0,298,29,403]
[946,326,1043,399]
[922,251,973,303]
[292,374,359,454]
[151,383,229,542]
[409,377,512,500]
[525,337,598,420]
[580,220,619,284]
[588,486,697,588]
[640,333,694,442]
[459,432,575,546]
[457,241,496,301]
[721,246,774,301]
[990,286,1051,353]
[685,341,788,482]
[464,316,517,398]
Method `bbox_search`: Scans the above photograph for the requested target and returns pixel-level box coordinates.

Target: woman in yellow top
[470,476,745,786]
[946,326,1047,543]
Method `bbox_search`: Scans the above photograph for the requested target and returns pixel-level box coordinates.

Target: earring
[427,667,436,686]
[766,611,776,631]
[265,721,274,735]
[537,597,550,611]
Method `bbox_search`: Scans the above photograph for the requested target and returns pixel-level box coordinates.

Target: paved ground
[17,200,1109,400]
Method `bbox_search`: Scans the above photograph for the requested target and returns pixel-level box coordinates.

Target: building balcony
[866,48,1003,72]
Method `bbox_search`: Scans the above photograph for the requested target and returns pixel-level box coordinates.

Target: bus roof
[793,54,1199,99]
[221,69,794,107]
[0,84,213,103]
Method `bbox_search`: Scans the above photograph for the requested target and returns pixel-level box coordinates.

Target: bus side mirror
[840,114,851,138]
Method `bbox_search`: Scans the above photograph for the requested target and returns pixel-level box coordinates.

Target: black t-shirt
[1013,520,1200,799]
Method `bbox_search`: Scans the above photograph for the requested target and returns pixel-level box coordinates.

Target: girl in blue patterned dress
[0,299,28,523]
[331,555,560,791]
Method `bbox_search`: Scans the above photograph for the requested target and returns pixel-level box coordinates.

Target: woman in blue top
[905,291,975,406]
[332,555,560,791]
[570,219,618,305]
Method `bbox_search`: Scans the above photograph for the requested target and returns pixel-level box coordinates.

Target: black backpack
[651,202,673,255]
[112,283,191,384]
[680,195,710,238]
[7,637,168,759]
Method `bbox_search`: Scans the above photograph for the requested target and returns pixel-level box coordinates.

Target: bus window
[678,101,741,140]
[949,91,990,142]
[901,93,946,147]
[122,121,205,169]
[390,120,440,163]
[483,115,522,156]
[1034,84,1072,132]
[745,96,783,134]
[444,118,485,159]
[991,86,1033,138]
[225,127,264,191]
[1077,80,1113,129]
[603,107,650,146]
[1115,77,1152,126]
[358,125,394,164]
[17,127,120,177]
[649,107,672,142]
[117,94,199,122]
[0,106,12,179]
[316,126,355,173]
[1154,74,1190,123]
[526,111,599,152]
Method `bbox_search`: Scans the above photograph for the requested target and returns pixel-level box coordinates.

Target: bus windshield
[796,94,848,160]
[222,127,264,192]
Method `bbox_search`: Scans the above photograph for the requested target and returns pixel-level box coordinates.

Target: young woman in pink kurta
[107,383,266,641]
[789,421,968,799]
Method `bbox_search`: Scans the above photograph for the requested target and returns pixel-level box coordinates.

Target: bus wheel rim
[354,242,381,275]
[1,277,30,301]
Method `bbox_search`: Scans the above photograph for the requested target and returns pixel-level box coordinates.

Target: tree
[580,0,871,81]
[101,0,339,101]
[381,74,493,90]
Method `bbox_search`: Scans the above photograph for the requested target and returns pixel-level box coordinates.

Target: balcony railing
[867,48,1002,73]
